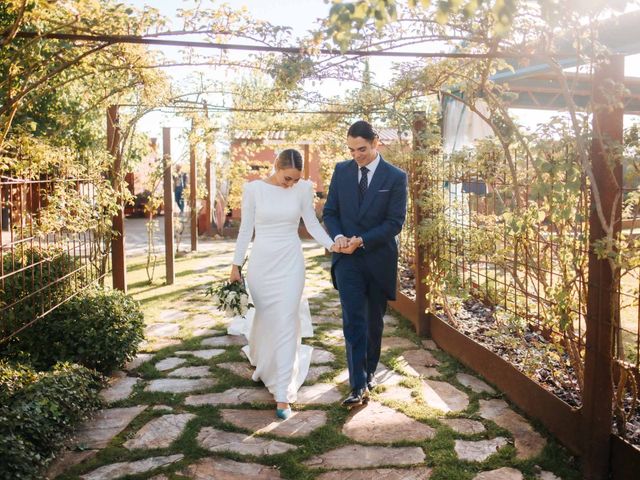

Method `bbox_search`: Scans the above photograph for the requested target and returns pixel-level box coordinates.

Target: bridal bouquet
[205,279,253,317]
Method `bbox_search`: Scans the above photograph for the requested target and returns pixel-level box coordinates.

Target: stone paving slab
[322,328,345,346]
[383,314,399,326]
[455,437,509,461]
[381,336,419,351]
[538,472,561,480]
[342,401,436,443]
[201,335,247,347]
[473,467,524,480]
[125,353,153,370]
[316,467,433,480]
[154,357,187,371]
[457,373,496,394]
[73,406,147,449]
[159,309,188,322]
[311,348,336,364]
[221,409,328,437]
[191,328,222,337]
[143,338,181,351]
[145,323,181,338]
[123,413,196,450]
[185,387,272,406]
[421,339,439,350]
[187,314,221,329]
[421,379,469,413]
[217,361,255,379]
[479,399,546,459]
[296,383,343,404]
[336,364,403,387]
[100,376,140,403]
[80,454,183,480]
[145,378,217,393]
[373,364,404,386]
[313,315,341,325]
[377,385,416,403]
[197,426,297,455]
[179,457,282,479]
[399,349,440,377]
[305,365,333,383]
[305,445,426,469]
[442,418,486,435]
[175,348,226,359]
[168,366,214,378]
[46,450,98,479]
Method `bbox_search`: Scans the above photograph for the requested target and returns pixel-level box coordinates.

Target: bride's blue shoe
[276,407,292,420]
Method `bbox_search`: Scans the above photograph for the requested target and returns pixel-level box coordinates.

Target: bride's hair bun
[276,149,303,171]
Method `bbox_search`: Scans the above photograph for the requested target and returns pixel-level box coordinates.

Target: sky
[123,0,640,161]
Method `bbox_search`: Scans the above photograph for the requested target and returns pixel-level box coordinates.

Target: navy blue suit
[323,156,407,391]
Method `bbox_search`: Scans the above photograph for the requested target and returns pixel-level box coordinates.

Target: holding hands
[331,236,363,254]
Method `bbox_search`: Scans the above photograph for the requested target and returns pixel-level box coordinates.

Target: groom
[323,120,407,406]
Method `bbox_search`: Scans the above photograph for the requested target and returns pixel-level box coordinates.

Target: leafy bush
[15,288,145,374]
[0,245,84,345]
[0,361,102,480]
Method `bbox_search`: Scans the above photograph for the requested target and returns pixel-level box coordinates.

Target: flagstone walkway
[47,238,581,480]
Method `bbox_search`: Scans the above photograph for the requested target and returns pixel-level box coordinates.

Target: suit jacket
[323,156,407,300]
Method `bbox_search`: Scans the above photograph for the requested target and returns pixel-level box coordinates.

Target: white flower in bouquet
[205,274,254,318]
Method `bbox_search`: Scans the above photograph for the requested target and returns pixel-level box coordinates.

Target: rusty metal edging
[389,291,419,327]
[610,435,640,480]
[429,312,583,454]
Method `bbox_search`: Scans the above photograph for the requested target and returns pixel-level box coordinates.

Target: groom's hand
[334,236,349,251]
[341,236,363,254]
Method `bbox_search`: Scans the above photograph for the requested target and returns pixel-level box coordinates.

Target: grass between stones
[56,240,582,480]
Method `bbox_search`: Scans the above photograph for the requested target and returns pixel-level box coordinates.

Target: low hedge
[0,361,102,480]
[16,288,145,374]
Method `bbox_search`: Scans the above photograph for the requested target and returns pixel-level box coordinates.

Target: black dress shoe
[367,373,377,391]
[342,388,369,407]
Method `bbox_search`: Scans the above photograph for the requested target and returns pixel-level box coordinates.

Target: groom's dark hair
[276,148,303,171]
[347,120,378,142]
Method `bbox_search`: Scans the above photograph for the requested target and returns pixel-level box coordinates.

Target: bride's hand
[329,243,340,253]
[229,265,242,283]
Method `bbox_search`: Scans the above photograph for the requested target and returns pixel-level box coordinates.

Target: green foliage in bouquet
[205,279,254,317]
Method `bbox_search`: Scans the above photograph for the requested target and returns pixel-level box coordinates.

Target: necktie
[359,166,369,203]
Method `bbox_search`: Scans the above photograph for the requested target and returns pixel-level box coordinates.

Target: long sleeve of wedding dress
[232,182,255,266]
[300,181,334,251]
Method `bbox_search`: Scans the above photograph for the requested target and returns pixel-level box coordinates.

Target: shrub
[0,361,102,480]
[15,288,145,374]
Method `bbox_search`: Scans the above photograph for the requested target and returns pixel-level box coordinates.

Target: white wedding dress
[230,179,333,403]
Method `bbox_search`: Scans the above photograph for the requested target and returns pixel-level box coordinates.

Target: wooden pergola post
[303,143,310,180]
[582,55,624,479]
[189,137,198,252]
[202,143,213,235]
[412,111,430,336]
[107,105,126,292]
[162,127,175,285]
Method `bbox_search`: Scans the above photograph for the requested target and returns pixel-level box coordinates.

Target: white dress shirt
[334,153,381,244]
[358,153,381,187]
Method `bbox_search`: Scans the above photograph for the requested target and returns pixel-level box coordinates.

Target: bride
[229,149,336,419]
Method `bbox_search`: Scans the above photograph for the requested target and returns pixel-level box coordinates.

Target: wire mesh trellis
[395,121,640,445]
[403,142,592,406]
[0,175,109,347]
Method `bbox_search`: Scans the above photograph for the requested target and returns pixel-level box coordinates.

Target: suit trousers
[334,253,388,391]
